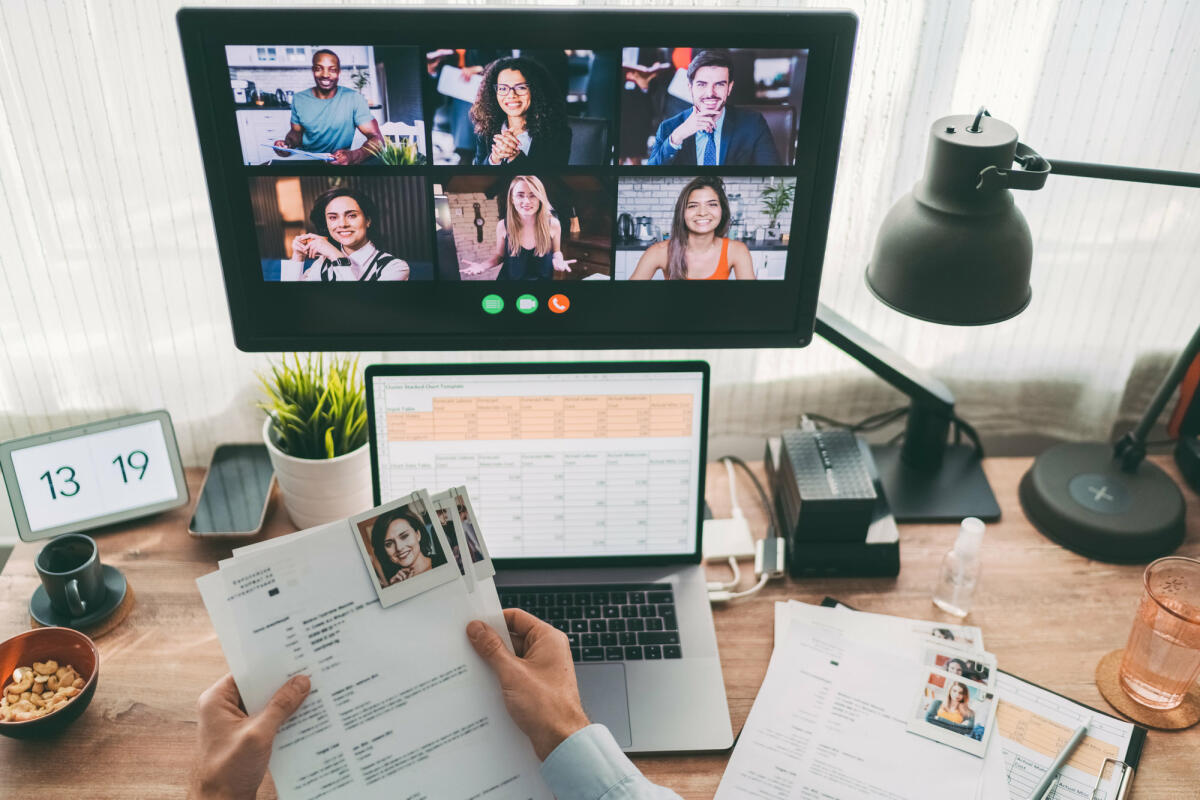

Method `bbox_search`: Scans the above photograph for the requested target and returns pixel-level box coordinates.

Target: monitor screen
[367,363,707,566]
[178,8,856,350]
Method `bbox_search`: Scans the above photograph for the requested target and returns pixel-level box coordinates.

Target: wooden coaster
[1096,649,1200,730]
[30,583,135,639]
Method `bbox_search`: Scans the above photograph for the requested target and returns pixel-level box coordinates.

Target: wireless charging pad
[1019,442,1185,563]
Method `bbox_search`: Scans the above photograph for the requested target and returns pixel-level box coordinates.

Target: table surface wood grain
[1,457,1197,799]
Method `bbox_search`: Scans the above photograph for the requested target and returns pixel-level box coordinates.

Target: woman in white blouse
[281,187,410,281]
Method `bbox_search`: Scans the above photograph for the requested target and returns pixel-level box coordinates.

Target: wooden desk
[0,457,1196,798]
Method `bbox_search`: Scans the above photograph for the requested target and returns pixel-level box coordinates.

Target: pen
[1027,717,1090,800]
[1036,774,1060,800]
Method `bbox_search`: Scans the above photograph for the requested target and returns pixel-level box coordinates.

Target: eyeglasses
[495,83,530,97]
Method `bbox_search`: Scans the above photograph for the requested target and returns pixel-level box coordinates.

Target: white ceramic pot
[262,418,373,529]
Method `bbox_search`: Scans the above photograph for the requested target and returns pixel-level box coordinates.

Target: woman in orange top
[933,681,976,729]
[630,176,756,280]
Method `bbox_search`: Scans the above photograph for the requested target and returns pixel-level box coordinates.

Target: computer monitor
[178,8,857,350]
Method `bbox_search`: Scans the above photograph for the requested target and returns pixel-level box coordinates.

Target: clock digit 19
[113,450,149,483]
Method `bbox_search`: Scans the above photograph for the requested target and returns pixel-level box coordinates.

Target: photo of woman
[470,56,572,166]
[368,505,447,587]
[629,176,755,280]
[460,176,575,280]
[281,187,410,281]
[926,681,976,735]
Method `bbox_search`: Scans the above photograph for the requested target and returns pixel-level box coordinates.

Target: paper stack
[197,487,553,800]
[716,600,1139,800]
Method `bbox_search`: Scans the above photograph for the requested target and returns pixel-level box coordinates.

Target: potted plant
[258,354,373,528]
[760,180,794,241]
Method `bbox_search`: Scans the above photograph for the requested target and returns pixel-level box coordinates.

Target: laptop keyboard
[498,583,682,663]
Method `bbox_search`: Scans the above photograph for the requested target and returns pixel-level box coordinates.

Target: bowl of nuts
[0,627,99,738]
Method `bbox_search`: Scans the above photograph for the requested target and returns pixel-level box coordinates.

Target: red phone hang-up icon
[548,294,570,314]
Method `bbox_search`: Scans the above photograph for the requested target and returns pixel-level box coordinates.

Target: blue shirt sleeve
[351,90,372,127]
[540,725,683,800]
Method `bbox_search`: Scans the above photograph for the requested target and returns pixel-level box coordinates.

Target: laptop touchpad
[575,664,632,747]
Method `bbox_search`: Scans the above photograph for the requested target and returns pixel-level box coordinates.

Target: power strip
[702,517,756,560]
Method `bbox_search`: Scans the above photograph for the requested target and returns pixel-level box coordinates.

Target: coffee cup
[35,534,108,619]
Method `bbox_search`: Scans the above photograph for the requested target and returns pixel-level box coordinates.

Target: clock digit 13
[39,466,81,499]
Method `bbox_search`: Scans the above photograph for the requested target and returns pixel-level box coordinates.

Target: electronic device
[177,8,856,350]
[0,411,189,542]
[188,444,276,537]
[775,428,876,541]
[766,436,900,577]
[365,362,732,753]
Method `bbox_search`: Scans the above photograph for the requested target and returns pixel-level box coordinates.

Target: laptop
[366,361,733,753]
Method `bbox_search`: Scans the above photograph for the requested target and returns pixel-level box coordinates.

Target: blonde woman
[461,175,575,280]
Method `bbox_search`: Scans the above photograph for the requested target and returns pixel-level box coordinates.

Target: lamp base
[870,444,1001,523]
[1018,442,1186,563]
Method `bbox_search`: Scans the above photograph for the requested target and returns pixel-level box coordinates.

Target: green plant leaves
[256,353,368,460]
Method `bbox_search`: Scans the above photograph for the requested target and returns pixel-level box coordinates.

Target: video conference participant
[471,57,572,166]
[190,610,682,799]
[630,176,755,280]
[281,188,410,282]
[370,506,446,585]
[461,176,575,280]
[646,49,780,167]
[272,49,384,165]
[926,681,977,734]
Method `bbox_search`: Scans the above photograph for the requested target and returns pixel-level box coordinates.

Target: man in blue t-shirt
[273,49,384,165]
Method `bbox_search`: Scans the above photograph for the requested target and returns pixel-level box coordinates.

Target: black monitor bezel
[178,8,857,351]
[365,360,709,569]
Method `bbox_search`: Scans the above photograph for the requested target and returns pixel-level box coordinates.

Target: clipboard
[819,597,1146,798]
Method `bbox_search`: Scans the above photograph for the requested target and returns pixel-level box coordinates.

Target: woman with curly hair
[470,56,571,166]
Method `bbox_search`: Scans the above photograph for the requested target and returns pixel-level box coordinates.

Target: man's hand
[467,610,589,760]
[272,139,293,158]
[668,108,717,148]
[189,673,310,800]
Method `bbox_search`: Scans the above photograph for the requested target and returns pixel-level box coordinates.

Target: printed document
[198,510,550,800]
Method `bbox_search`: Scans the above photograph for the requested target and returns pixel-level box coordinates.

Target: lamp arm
[1114,322,1200,472]
[979,144,1200,191]
[1043,160,1200,189]
[815,303,960,471]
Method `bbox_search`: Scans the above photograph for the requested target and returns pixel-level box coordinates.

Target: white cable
[707,556,741,591]
[708,573,770,603]
[723,457,745,519]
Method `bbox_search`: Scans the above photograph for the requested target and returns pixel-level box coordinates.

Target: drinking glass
[1118,556,1200,709]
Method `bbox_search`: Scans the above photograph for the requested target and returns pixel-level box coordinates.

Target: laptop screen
[369,365,705,562]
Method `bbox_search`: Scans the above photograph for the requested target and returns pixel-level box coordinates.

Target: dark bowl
[0,627,99,738]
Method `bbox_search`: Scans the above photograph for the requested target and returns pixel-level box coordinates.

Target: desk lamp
[864,107,1199,561]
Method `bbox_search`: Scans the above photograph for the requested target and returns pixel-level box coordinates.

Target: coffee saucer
[30,565,128,630]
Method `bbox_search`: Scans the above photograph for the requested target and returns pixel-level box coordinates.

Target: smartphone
[188,444,275,537]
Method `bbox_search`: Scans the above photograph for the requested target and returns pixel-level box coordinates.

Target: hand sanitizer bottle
[932,517,985,618]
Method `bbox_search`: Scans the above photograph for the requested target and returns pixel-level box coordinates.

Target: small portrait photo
[440,174,613,281]
[924,646,995,685]
[430,491,472,586]
[908,670,996,757]
[251,175,433,282]
[615,176,793,280]
[450,486,495,579]
[425,48,616,166]
[618,47,806,166]
[915,624,982,651]
[351,491,460,607]
[226,44,427,166]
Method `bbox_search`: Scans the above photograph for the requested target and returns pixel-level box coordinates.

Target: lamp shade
[866,114,1033,325]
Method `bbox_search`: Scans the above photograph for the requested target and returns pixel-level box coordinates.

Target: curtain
[1,0,1198,479]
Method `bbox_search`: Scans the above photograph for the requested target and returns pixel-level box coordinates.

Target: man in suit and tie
[647,49,781,166]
